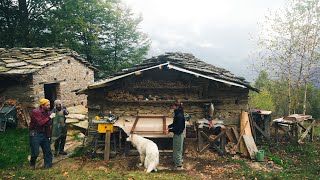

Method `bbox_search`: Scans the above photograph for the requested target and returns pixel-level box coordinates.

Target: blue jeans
[29,132,53,168]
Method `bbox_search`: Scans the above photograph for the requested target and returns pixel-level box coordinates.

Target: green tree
[97,3,150,76]
[255,0,320,115]
[0,0,151,78]
[0,0,63,47]
[249,88,275,112]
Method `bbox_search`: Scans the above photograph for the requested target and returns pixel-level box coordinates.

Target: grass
[226,124,320,179]
[2,168,190,180]
[0,128,29,169]
[1,125,320,179]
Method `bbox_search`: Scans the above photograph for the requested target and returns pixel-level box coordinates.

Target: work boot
[59,151,68,155]
[174,165,184,170]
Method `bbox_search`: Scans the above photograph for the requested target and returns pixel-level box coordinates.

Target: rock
[73,121,88,129]
[67,105,88,115]
[98,166,107,171]
[66,114,87,120]
[77,133,85,139]
[66,118,80,123]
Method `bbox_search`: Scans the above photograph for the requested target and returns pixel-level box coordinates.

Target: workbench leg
[104,130,111,161]
[113,132,117,153]
[275,124,279,143]
[220,133,226,155]
[294,124,299,143]
[310,125,314,142]
[119,130,122,152]
[197,129,204,152]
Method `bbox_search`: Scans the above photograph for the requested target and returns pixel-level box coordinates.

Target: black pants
[30,133,53,168]
[54,135,66,153]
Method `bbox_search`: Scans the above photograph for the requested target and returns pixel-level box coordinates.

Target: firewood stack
[2,99,30,128]
[133,80,189,88]
[106,90,137,101]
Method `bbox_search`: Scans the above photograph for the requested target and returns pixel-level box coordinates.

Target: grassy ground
[0,125,319,179]
[0,128,29,169]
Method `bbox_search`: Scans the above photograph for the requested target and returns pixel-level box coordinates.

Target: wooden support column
[104,130,111,161]
[275,123,279,143]
[264,115,271,138]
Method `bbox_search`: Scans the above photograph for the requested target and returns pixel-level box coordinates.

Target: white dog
[127,134,159,173]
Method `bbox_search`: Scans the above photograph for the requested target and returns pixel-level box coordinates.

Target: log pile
[106,90,137,101]
[1,98,30,128]
[133,80,189,88]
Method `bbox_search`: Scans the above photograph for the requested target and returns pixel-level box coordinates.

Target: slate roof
[0,48,96,75]
[87,52,258,92]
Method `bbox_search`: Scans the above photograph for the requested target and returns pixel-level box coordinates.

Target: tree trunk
[18,0,30,47]
[303,81,308,115]
[288,72,292,115]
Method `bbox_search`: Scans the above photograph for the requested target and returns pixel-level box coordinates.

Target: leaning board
[243,135,258,159]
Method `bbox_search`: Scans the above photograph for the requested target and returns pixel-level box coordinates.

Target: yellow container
[97,123,114,133]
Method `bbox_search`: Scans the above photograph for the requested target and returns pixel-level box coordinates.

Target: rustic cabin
[79,52,259,159]
[0,48,95,129]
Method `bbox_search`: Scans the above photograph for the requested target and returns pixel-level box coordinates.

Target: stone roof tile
[0,48,97,75]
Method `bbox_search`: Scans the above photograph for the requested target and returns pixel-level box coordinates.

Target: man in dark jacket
[29,98,54,169]
[167,99,185,170]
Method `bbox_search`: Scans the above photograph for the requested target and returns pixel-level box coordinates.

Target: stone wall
[32,56,94,107]
[0,75,34,108]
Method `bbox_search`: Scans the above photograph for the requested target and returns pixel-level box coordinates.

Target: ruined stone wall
[32,57,94,107]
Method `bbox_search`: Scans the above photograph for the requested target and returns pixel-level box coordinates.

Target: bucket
[255,150,265,162]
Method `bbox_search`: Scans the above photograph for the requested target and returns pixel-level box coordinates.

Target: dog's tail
[145,152,159,173]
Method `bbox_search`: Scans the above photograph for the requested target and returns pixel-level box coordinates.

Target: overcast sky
[125,0,285,82]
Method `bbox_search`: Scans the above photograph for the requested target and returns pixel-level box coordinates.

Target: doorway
[44,83,60,110]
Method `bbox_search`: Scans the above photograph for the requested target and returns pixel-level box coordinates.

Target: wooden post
[264,115,271,139]
[197,128,203,152]
[220,130,227,154]
[309,119,316,142]
[294,123,299,143]
[104,130,111,161]
[275,123,279,143]
[310,123,314,142]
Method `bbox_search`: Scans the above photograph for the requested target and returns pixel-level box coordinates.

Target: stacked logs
[133,80,189,88]
[106,90,137,101]
[1,99,30,128]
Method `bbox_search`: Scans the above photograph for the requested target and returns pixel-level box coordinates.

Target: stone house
[0,48,95,110]
[80,52,258,125]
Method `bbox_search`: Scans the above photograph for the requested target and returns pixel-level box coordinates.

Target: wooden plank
[243,135,258,159]
[130,116,139,134]
[162,116,166,134]
[298,120,316,144]
[241,111,252,136]
[253,121,270,140]
[231,127,239,142]
[104,130,111,161]
[225,128,236,143]
[240,111,251,155]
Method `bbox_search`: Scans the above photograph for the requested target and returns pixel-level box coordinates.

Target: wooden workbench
[273,114,315,144]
